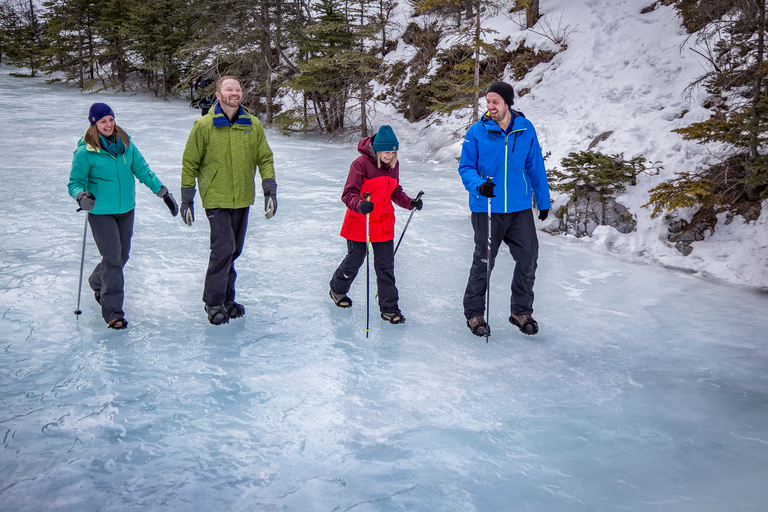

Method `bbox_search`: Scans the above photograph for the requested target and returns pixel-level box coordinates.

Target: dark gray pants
[463,209,538,320]
[204,207,249,306]
[88,210,134,323]
[330,239,400,314]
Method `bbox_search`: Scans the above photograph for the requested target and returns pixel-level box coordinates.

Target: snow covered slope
[379,0,768,291]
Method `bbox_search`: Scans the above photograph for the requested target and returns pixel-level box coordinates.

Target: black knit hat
[485,81,514,107]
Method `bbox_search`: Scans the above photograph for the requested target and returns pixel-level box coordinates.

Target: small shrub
[550,150,662,201]
[642,173,719,218]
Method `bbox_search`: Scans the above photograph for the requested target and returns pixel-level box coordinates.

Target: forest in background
[1,0,766,222]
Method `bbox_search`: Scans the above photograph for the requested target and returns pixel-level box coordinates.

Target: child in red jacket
[329,125,423,324]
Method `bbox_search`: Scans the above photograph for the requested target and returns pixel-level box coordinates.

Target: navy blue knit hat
[486,81,514,107]
[88,103,115,125]
[371,125,399,152]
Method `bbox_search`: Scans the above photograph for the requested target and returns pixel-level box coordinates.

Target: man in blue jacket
[458,81,551,337]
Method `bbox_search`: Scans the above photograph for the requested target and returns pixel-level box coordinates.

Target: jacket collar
[481,109,525,135]
[212,102,253,127]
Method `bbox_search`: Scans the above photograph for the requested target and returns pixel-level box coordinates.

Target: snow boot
[205,304,229,325]
[225,301,245,319]
[467,316,490,337]
[381,311,406,324]
[329,289,352,308]
[108,317,127,330]
[509,313,538,335]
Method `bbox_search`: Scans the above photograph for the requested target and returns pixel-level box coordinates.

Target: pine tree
[1,0,45,76]
[127,0,185,98]
[41,0,99,88]
[291,0,359,132]
[675,0,768,200]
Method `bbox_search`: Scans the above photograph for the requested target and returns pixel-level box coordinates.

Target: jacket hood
[357,136,376,161]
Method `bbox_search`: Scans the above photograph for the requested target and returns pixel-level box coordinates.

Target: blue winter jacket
[458,110,551,213]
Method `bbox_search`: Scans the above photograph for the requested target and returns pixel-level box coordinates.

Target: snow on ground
[377,0,768,291]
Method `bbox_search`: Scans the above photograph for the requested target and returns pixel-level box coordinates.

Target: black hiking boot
[205,304,229,325]
[225,301,245,319]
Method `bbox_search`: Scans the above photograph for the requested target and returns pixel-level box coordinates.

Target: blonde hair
[376,151,398,169]
[84,124,130,150]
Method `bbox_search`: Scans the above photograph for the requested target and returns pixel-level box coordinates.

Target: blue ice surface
[1,68,767,511]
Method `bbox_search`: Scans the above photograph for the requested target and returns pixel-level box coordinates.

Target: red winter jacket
[340,137,413,242]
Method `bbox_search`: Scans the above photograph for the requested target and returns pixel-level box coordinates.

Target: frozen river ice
[1,69,767,511]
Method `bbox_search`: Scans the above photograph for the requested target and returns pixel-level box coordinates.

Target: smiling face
[380,151,396,164]
[216,79,242,110]
[95,115,115,138]
[485,92,511,127]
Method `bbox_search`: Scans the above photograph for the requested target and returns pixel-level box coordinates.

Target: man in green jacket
[180,76,277,325]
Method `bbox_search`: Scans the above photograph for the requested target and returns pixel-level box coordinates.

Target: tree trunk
[526,0,540,28]
[747,0,765,201]
[265,61,273,125]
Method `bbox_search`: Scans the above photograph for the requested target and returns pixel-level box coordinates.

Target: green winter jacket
[68,134,164,215]
[181,102,275,209]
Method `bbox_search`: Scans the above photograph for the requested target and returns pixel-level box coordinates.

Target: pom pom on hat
[371,125,399,152]
[485,81,514,107]
[88,103,115,125]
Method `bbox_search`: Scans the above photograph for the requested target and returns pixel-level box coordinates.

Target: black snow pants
[88,210,134,323]
[463,209,539,320]
[204,207,249,307]
[330,239,400,314]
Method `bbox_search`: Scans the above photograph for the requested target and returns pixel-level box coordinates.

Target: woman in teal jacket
[68,103,178,330]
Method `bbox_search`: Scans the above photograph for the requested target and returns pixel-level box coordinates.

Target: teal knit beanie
[372,125,399,152]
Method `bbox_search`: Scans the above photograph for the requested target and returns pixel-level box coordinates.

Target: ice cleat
[509,313,538,335]
[205,304,229,325]
[225,301,245,319]
[467,316,490,337]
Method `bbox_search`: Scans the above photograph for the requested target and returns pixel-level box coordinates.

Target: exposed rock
[587,131,613,150]
[666,209,717,255]
[541,189,636,237]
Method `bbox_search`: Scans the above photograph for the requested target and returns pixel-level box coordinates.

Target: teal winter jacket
[68,134,164,215]
[458,110,551,213]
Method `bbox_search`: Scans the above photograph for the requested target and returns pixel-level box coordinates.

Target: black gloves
[410,197,423,210]
[76,191,96,211]
[262,178,277,219]
[478,181,496,198]
[180,187,196,226]
[538,209,549,221]
[359,200,374,215]
[156,186,178,216]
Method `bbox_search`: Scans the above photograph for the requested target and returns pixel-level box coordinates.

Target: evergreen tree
[551,151,661,200]
[41,0,99,88]
[127,0,185,98]
[1,0,45,76]
[675,0,768,200]
[291,0,359,132]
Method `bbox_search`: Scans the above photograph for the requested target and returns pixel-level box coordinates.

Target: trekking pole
[363,193,372,338]
[485,178,493,343]
[394,191,424,257]
[75,210,88,317]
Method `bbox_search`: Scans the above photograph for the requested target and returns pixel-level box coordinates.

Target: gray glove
[262,178,277,219]
[180,187,196,226]
[76,191,95,211]
[156,186,179,216]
